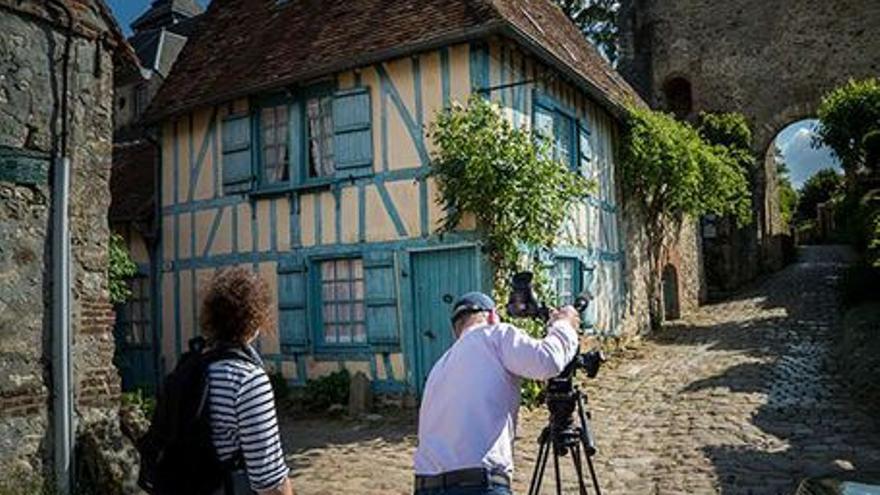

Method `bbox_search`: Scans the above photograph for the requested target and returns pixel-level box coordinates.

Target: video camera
[507,271,607,494]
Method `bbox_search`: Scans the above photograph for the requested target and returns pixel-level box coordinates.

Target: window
[306,95,336,179]
[553,258,579,306]
[119,276,151,345]
[260,104,290,185]
[319,258,366,345]
[135,84,149,118]
[534,93,577,171]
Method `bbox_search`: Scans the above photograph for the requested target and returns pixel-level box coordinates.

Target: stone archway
[618,0,880,287]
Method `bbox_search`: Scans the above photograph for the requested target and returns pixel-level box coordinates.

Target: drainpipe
[47,0,74,493]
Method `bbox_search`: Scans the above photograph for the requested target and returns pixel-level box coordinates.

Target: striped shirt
[206,346,289,492]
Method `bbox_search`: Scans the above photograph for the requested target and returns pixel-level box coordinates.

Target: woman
[201,267,295,495]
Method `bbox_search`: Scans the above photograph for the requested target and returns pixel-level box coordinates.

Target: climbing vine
[429,96,594,287]
[620,106,752,325]
[109,233,138,304]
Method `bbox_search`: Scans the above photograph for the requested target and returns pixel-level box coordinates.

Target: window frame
[117,273,152,348]
[297,82,338,188]
[552,256,582,307]
[533,92,580,172]
[247,83,374,197]
[251,94,296,194]
[309,253,371,354]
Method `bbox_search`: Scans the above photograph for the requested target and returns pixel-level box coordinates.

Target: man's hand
[549,305,581,330]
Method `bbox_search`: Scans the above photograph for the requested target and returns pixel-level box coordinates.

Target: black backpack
[137,338,258,495]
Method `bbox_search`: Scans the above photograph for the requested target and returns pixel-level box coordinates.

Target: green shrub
[108,234,138,304]
[120,388,156,419]
[302,369,350,412]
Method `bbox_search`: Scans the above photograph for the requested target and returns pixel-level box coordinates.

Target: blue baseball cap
[450,292,496,322]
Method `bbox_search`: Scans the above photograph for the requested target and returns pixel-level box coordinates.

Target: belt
[415,468,510,490]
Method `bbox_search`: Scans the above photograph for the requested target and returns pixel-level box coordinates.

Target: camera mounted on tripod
[506,270,607,495]
[507,271,592,322]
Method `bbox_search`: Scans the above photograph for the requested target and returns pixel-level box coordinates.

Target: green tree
[815,78,880,172]
[429,96,594,284]
[554,0,619,64]
[776,161,799,228]
[621,106,751,325]
[795,168,843,222]
[109,233,138,304]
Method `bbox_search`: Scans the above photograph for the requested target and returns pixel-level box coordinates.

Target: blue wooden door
[411,247,480,395]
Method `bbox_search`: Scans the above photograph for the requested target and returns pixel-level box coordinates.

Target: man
[413,291,581,495]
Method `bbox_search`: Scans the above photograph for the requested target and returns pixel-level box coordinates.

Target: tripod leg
[576,393,602,495]
[553,446,562,495]
[585,454,602,495]
[570,443,589,495]
[528,432,551,495]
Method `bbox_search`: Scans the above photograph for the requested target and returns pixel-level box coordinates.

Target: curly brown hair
[200,267,273,345]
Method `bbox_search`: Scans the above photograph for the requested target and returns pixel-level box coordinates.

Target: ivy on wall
[109,233,138,304]
[429,96,595,287]
[620,106,752,325]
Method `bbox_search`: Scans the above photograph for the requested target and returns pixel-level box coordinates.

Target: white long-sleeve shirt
[413,320,579,477]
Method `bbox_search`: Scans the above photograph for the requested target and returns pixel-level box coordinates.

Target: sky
[773,119,842,189]
[105,0,211,35]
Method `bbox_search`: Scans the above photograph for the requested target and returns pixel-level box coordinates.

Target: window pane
[322,261,335,279]
[338,303,351,322]
[535,108,554,139]
[352,259,364,279]
[323,304,335,323]
[307,96,336,178]
[338,325,352,343]
[353,323,366,343]
[336,281,350,300]
[555,114,573,167]
[262,105,289,184]
[322,282,334,302]
[352,280,364,300]
[353,302,365,322]
[324,324,337,343]
[337,259,350,279]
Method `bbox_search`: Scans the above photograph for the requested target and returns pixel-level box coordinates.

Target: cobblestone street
[282,246,880,494]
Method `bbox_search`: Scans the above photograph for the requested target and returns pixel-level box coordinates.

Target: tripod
[527,381,601,495]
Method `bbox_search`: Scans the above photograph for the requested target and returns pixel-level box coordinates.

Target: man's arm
[496,307,580,380]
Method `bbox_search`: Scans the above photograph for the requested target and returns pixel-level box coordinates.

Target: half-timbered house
[130,0,685,397]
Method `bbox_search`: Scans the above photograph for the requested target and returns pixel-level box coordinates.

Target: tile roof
[146,0,643,123]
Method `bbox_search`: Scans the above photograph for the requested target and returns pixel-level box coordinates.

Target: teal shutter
[221,114,253,193]
[333,88,373,176]
[578,119,594,178]
[278,256,308,352]
[363,251,400,346]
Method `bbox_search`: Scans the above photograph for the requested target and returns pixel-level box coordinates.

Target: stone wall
[0,3,134,492]
[618,201,705,339]
[618,0,880,289]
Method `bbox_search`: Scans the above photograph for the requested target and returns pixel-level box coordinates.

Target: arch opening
[662,77,693,119]
[766,118,844,243]
[661,264,680,321]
